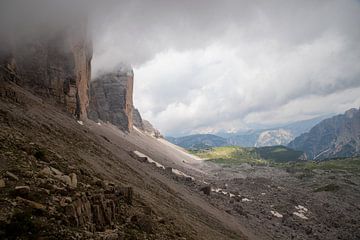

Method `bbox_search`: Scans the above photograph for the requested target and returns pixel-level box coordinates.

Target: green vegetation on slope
[256,146,303,163]
[189,145,302,166]
[190,146,360,173]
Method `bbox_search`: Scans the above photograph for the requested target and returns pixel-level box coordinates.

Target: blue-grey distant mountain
[225,115,330,147]
[166,134,227,149]
[288,108,360,160]
[168,115,332,149]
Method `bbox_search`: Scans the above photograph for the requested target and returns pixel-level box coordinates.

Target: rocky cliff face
[88,67,134,131]
[255,129,294,147]
[133,108,145,130]
[0,28,92,119]
[288,108,360,160]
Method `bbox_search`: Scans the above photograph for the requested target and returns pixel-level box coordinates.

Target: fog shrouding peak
[2,0,360,136]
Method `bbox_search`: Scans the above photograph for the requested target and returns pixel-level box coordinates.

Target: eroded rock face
[143,120,163,138]
[0,27,92,119]
[88,67,134,131]
[288,108,360,160]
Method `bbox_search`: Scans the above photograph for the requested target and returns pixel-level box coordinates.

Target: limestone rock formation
[288,108,360,160]
[88,66,134,131]
[143,120,163,138]
[0,27,92,119]
[255,129,294,147]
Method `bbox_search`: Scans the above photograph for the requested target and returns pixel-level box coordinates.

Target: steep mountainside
[0,81,250,239]
[288,108,360,160]
[0,25,250,239]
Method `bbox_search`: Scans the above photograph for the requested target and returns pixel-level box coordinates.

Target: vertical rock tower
[88,66,134,131]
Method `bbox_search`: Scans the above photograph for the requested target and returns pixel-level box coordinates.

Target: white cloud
[88,0,360,136]
[134,30,360,135]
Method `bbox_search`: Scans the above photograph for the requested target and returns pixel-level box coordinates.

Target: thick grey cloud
[102,0,359,136]
[1,1,360,136]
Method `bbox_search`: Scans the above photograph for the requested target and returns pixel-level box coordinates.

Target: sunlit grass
[190,146,360,173]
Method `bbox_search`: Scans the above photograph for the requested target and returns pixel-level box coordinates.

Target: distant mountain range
[166,134,227,149]
[288,108,360,160]
[167,115,330,149]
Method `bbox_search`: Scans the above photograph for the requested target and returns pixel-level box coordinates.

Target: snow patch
[133,151,165,169]
[271,211,283,218]
[211,188,222,193]
[293,205,309,219]
[242,198,252,202]
[77,120,84,125]
[295,205,308,212]
[171,168,195,181]
[293,212,308,220]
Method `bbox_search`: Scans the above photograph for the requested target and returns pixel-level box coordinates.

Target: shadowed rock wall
[0,27,92,119]
[88,67,134,131]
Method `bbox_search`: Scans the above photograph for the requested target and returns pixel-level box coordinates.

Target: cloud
[92,0,360,136]
[1,0,360,136]
[129,0,360,136]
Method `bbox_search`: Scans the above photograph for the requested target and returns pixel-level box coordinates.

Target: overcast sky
[92,0,360,136]
[2,0,360,136]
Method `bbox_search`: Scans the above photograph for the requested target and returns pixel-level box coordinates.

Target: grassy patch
[255,146,303,163]
[190,145,302,166]
[190,146,360,174]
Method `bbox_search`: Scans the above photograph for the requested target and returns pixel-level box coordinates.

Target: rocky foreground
[0,80,249,239]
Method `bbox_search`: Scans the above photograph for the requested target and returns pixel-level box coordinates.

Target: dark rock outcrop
[143,120,163,138]
[0,27,92,119]
[288,108,360,160]
[88,67,134,131]
[133,108,145,130]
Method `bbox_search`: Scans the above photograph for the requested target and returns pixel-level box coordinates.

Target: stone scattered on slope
[6,171,19,181]
[0,179,5,188]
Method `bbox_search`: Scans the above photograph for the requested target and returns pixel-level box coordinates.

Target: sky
[2,0,360,136]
